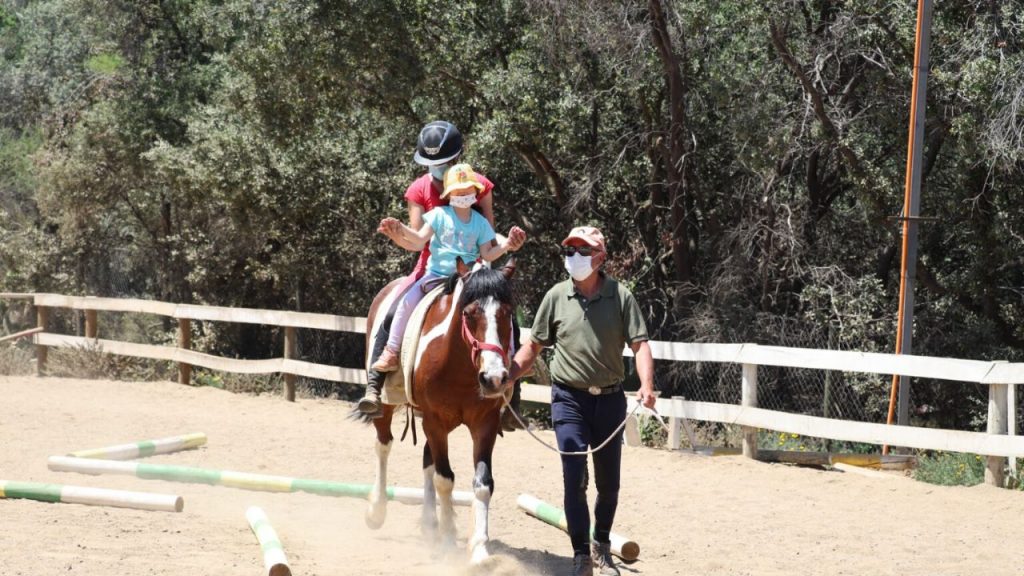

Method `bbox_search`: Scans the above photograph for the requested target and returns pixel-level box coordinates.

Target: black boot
[358,369,384,417]
[591,541,620,576]
[359,313,393,418]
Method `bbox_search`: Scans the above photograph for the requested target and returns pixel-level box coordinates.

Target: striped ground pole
[69,432,207,460]
[516,493,640,563]
[0,480,183,512]
[246,506,292,576]
[48,456,474,506]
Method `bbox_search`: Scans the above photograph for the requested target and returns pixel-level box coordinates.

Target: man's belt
[556,381,622,396]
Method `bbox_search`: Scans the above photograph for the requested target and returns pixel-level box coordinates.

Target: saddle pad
[379,282,449,407]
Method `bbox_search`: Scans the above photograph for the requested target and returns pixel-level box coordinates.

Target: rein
[500,395,672,456]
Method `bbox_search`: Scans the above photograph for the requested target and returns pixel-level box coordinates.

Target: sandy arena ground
[2,375,1023,575]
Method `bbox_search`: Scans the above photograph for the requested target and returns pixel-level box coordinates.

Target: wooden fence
[3,292,1024,486]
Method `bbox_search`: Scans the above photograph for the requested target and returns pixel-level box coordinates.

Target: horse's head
[456,257,516,399]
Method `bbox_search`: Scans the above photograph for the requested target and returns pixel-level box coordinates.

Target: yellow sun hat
[442,163,485,198]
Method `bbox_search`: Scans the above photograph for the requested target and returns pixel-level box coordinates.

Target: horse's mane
[450,266,514,308]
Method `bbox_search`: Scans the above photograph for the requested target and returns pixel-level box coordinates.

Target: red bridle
[460,312,510,367]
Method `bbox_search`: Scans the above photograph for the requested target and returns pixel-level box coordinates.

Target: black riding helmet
[413,121,463,166]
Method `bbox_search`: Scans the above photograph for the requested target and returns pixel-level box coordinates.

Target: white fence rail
[4,292,1023,486]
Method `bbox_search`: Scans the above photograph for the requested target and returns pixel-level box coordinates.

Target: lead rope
[500,394,672,456]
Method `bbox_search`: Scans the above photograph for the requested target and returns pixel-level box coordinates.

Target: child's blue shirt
[423,206,496,276]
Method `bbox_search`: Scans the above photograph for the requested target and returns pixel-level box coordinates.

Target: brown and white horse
[364,258,516,563]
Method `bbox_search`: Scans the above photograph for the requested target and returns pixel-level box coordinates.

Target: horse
[363,257,516,564]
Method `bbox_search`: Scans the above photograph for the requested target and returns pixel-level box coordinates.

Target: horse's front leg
[424,420,457,550]
[468,408,500,564]
[366,404,396,529]
[420,442,438,540]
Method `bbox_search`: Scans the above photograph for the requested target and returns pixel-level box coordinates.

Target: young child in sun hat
[371,164,526,372]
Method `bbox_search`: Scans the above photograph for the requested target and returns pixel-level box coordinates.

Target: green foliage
[192,370,224,389]
[637,414,668,448]
[0,0,1021,426]
[84,53,123,75]
[914,451,986,487]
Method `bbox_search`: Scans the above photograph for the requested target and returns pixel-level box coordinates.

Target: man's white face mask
[564,254,593,281]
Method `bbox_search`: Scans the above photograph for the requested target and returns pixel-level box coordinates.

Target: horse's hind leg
[366,404,396,529]
[420,443,439,540]
[468,415,499,564]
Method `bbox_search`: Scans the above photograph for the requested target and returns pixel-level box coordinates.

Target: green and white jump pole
[246,506,292,576]
[517,493,640,563]
[69,432,207,460]
[0,479,183,512]
[48,456,473,506]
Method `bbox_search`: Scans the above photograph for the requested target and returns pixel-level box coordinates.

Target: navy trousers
[551,383,625,556]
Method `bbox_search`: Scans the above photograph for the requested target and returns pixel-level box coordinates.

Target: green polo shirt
[530,275,649,390]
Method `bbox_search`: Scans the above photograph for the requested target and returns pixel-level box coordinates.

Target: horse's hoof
[470,542,490,565]
[420,520,438,541]
[364,508,386,530]
[439,532,457,552]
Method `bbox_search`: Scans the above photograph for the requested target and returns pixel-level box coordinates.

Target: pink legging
[386,271,444,352]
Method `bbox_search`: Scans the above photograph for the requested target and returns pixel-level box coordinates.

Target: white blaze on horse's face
[478,296,508,397]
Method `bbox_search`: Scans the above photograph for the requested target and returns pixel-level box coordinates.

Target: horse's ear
[501,257,516,279]
[456,256,471,277]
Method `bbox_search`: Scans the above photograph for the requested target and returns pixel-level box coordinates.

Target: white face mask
[429,164,449,180]
[564,254,593,281]
[448,193,477,209]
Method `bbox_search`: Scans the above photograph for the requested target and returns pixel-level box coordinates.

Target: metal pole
[884,0,932,451]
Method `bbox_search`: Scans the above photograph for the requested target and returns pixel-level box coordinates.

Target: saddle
[366,281,449,408]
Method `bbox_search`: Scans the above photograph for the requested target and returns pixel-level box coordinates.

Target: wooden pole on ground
[0,479,183,512]
[517,493,639,563]
[177,318,191,385]
[35,305,48,374]
[283,326,296,402]
[48,456,473,505]
[741,363,758,459]
[246,506,292,576]
[68,432,207,460]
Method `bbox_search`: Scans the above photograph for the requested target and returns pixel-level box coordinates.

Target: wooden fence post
[35,305,49,375]
[667,396,683,450]
[177,319,191,386]
[1010,382,1018,480]
[742,363,758,459]
[85,309,98,339]
[986,383,1008,487]
[283,326,296,402]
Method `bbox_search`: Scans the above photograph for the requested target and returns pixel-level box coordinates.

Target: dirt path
[1,375,1022,575]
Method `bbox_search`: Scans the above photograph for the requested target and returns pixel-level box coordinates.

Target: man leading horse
[509,225,657,576]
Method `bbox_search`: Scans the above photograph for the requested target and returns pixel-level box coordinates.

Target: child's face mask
[448,193,477,208]
[564,254,593,281]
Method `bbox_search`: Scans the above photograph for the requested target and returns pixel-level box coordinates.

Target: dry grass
[0,344,34,375]
[46,341,175,381]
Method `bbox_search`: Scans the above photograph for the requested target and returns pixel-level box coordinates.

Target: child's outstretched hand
[506,226,527,252]
[378,217,402,240]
